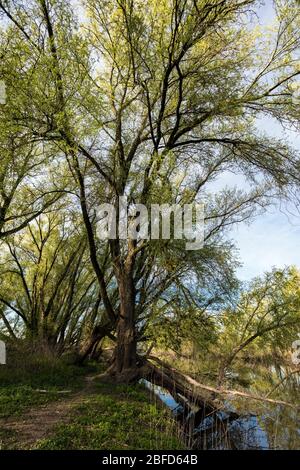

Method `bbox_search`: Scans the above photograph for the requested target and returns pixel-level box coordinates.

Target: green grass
[0,354,100,418]
[35,382,183,450]
[0,353,183,450]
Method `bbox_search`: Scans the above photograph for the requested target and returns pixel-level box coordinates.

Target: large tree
[1,0,300,380]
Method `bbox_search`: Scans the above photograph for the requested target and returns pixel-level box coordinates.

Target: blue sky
[232,123,300,280]
[223,1,300,281]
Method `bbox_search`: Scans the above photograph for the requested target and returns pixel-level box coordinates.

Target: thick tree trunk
[109,270,138,378]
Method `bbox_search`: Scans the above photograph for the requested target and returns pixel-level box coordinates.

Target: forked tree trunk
[76,325,108,365]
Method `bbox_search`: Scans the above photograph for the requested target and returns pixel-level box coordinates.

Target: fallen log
[181,373,299,410]
[147,355,298,410]
[143,358,242,450]
[145,358,217,412]
[145,362,216,415]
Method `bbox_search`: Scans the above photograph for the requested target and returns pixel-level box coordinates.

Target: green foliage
[0,213,99,348]
[151,266,300,384]
[219,266,300,356]
[1,0,300,381]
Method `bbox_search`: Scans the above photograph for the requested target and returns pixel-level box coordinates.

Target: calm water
[141,363,300,450]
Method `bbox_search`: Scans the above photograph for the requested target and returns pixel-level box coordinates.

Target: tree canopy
[0,0,299,381]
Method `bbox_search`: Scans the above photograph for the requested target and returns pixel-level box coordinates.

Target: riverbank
[0,357,183,450]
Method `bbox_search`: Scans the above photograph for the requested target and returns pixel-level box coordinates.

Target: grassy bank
[0,355,183,450]
[34,381,182,450]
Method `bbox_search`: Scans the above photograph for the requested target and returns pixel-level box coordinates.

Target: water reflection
[141,362,300,449]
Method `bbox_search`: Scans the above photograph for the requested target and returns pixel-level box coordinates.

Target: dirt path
[0,385,95,449]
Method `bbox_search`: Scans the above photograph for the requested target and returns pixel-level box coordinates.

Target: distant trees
[0,0,300,381]
[150,267,300,386]
[0,213,98,352]
[217,267,300,384]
